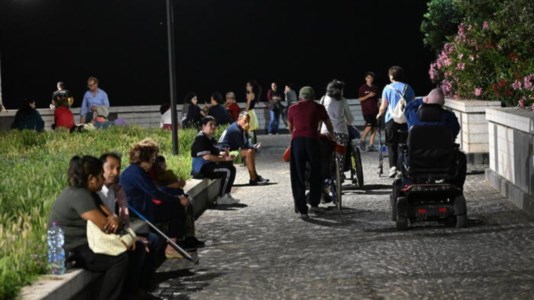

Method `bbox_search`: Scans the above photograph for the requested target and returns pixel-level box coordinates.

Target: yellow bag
[248,109,259,131]
[86,220,136,256]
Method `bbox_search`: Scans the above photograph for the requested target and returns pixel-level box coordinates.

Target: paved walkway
[151,134,534,300]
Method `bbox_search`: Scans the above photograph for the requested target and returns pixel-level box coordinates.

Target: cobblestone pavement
[151,134,534,300]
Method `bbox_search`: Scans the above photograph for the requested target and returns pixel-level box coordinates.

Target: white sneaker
[226,193,240,203]
[216,194,239,205]
[388,167,397,178]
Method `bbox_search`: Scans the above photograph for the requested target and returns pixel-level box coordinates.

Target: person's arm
[343,99,354,125]
[448,112,461,140]
[404,98,423,128]
[35,111,45,131]
[131,166,183,204]
[80,93,88,123]
[102,91,110,107]
[376,88,389,119]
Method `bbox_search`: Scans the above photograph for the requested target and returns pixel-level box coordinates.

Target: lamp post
[166,0,179,154]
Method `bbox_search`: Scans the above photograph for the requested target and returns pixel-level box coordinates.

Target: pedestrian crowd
[43,65,468,299]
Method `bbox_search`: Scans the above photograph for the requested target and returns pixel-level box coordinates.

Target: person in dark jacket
[207,92,229,126]
[218,112,269,185]
[181,92,205,129]
[119,138,204,258]
[11,99,45,131]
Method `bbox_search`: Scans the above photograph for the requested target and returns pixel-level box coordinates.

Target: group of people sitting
[10,77,115,132]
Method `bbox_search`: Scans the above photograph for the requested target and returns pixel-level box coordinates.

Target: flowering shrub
[427,0,534,107]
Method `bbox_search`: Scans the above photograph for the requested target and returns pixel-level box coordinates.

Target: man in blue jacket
[404,88,466,190]
[218,111,269,185]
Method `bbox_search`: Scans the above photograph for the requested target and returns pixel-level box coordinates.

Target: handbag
[283,145,291,162]
[387,84,408,124]
[86,220,137,256]
[248,109,259,131]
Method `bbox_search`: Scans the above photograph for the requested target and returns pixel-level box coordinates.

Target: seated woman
[181,92,205,129]
[48,156,128,300]
[11,99,45,131]
[53,94,76,131]
[119,138,204,258]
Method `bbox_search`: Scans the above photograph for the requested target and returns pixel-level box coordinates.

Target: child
[150,155,186,190]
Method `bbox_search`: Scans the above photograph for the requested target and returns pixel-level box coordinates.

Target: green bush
[426,0,534,106]
[0,125,225,299]
[420,0,463,52]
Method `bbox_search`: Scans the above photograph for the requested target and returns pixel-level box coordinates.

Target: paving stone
[150,134,534,299]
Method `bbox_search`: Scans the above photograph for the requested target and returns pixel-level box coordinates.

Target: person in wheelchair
[402,88,466,190]
[392,88,468,229]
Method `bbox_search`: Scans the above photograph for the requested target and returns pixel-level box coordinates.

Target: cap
[299,86,315,100]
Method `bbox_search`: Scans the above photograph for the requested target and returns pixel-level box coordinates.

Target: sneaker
[249,176,269,185]
[216,194,239,205]
[184,236,205,249]
[226,193,240,203]
[299,213,309,220]
[367,145,377,152]
[165,249,184,259]
[388,166,397,178]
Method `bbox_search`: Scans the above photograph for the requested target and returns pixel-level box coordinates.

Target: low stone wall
[444,99,502,164]
[485,107,534,216]
[0,99,364,131]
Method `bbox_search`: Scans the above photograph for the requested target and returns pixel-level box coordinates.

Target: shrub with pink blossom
[425,0,534,107]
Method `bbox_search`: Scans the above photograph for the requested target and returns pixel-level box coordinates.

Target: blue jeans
[268,109,280,134]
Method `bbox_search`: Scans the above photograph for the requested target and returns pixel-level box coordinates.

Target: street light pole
[166,0,179,155]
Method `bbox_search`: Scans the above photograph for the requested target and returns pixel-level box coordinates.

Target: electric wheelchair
[390,104,467,230]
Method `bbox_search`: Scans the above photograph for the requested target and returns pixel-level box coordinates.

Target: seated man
[404,88,466,190]
[218,112,269,185]
[191,116,239,205]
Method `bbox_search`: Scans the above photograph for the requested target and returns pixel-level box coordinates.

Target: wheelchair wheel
[390,179,401,221]
[351,145,364,188]
[331,153,342,210]
[454,195,467,228]
[395,196,408,230]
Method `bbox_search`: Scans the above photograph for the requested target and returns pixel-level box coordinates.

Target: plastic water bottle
[48,221,66,275]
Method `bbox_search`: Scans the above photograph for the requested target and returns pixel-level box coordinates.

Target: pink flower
[457,63,465,70]
[512,79,522,90]
[469,55,475,61]
[474,87,483,97]
[483,21,489,30]
[458,23,467,41]
[458,53,464,60]
[524,75,534,90]
[444,58,452,67]
[518,97,526,108]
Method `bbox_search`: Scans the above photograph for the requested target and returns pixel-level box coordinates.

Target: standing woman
[245,80,261,144]
[320,79,354,175]
[48,156,128,300]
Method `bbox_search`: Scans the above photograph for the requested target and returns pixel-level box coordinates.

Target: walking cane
[127,204,199,264]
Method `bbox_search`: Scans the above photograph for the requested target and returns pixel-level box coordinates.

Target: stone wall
[0,99,364,131]
[485,107,534,216]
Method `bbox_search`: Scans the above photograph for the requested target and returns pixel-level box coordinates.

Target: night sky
[0,0,434,109]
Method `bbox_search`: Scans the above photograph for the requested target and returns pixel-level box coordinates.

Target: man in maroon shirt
[358,72,379,151]
[287,86,333,219]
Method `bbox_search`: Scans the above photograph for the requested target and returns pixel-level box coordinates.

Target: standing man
[80,76,110,124]
[266,82,283,134]
[282,83,297,127]
[376,65,415,178]
[288,86,333,219]
[358,72,379,151]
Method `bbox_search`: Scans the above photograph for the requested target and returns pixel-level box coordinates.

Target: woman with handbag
[48,155,128,300]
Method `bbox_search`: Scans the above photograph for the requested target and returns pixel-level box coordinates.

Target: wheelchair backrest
[407,125,454,179]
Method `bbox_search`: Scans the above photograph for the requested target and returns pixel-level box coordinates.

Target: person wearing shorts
[358,72,379,151]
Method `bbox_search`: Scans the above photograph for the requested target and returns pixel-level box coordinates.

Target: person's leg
[369,126,376,145]
[268,109,275,134]
[361,125,371,143]
[385,120,399,169]
[121,241,147,299]
[74,244,128,300]
[290,138,308,214]
[306,138,323,207]
[202,162,236,196]
[139,232,160,291]
[155,199,186,239]
[240,148,258,180]
[273,110,280,134]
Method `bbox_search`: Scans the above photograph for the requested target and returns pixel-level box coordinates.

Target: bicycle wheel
[352,145,364,188]
[332,153,342,210]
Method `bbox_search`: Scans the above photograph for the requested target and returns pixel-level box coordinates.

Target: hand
[224,155,235,161]
[253,142,261,150]
[137,236,150,253]
[104,215,120,233]
[376,113,382,120]
[90,105,97,112]
[179,195,190,207]
[369,92,377,97]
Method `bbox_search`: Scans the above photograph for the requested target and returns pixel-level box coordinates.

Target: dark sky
[0,0,434,109]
